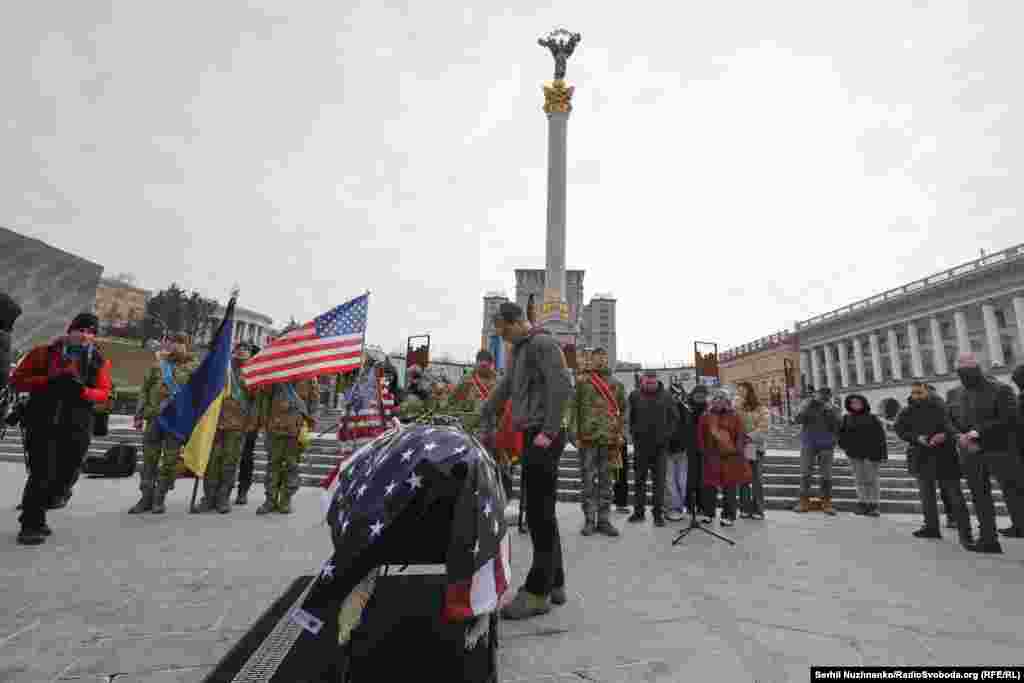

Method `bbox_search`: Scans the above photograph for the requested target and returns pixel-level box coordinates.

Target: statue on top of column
[538,28,582,81]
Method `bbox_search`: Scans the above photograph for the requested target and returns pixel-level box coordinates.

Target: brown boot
[793,496,811,513]
[821,497,836,516]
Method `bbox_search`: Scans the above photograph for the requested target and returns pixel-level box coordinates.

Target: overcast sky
[2,1,1021,365]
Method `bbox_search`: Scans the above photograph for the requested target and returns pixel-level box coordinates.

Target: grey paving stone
[3,462,1024,683]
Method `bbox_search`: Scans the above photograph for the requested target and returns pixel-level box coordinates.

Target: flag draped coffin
[294,423,511,643]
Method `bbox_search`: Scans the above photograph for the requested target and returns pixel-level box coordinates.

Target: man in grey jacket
[481,302,574,620]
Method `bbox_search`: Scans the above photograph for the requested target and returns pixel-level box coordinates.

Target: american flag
[242,294,368,387]
[294,424,512,637]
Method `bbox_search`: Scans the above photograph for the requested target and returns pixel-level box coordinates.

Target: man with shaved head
[951,352,1023,553]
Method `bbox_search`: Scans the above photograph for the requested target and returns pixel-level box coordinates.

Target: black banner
[811,667,1023,681]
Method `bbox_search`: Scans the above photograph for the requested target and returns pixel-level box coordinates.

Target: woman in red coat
[697,388,751,527]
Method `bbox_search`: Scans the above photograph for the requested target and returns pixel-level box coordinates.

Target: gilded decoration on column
[543,80,575,114]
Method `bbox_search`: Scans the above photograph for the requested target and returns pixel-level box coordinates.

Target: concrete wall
[0,227,104,352]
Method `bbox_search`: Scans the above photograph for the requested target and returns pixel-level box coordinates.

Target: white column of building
[837,340,850,388]
[887,328,903,381]
[852,337,866,385]
[801,351,812,389]
[810,348,823,390]
[954,310,970,356]
[823,344,836,390]
[869,332,883,383]
[1014,296,1024,360]
[929,316,948,376]
[907,321,924,377]
[981,303,1006,367]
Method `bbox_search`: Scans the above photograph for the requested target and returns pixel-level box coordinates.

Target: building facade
[720,332,800,408]
[94,278,151,327]
[197,304,274,349]
[579,294,618,367]
[0,227,104,351]
[795,243,1024,410]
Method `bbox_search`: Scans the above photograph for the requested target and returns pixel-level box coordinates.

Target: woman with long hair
[735,382,770,520]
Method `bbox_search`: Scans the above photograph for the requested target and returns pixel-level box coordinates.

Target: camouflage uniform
[449,370,497,436]
[255,378,319,514]
[568,360,626,532]
[130,352,200,514]
[195,362,256,514]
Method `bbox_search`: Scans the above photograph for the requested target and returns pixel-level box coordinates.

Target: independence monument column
[538,28,581,342]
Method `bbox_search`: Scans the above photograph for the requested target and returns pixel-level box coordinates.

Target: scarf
[470,373,491,401]
[160,359,180,398]
[588,372,620,419]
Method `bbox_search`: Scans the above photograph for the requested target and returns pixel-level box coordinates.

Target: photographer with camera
[14,313,112,545]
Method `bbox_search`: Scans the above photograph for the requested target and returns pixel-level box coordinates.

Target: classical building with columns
[197,304,274,349]
[795,243,1024,410]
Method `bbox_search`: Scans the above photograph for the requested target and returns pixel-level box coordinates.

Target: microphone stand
[672,412,735,546]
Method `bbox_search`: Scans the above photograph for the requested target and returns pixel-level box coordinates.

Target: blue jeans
[665,453,688,511]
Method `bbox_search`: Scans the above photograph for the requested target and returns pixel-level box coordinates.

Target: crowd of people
[4,296,1022,625]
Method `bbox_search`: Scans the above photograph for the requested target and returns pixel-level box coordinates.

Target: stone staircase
[0,423,1007,517]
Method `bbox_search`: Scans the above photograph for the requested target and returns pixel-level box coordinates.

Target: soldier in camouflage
[568,347,626,537]
[130,333,201,514]
[254,376,319,514]
[194,342,257,514]
[449,350,498,435]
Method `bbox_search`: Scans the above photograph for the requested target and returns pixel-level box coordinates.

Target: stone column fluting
[801,351,812,389]
[837,341,850,388]
[823,344,836,390]
[887,328,903,381]
[869,332,884,383]
[954,310,971,356]
[853,337,866,386]
[1013,296,1024,360]
[981,303,1005,367]
[907,321,924,377]
[810,348,823,391]
[929,316,948,376]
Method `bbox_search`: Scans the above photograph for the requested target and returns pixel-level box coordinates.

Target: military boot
[217,463,238,514]
[129,461,158,514]
[580,515,596,536]
[151,480,172,514]
[256,491,278,514]
[278,463,300,514]
[235,486,249,506]
[193,476,218,513]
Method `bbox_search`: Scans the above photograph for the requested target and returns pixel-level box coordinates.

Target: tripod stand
[672,469,735,546]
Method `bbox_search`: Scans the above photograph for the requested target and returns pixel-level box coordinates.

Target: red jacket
[13,343,113,404]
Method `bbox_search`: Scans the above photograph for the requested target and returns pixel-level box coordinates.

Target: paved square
[1,462,1022,682]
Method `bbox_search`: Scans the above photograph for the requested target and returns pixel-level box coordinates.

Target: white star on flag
[483,500,492,517]
[369,520,384,538]
[400,449,414,462]
[356,483,368,498]
[453,445,467,455]
[424,442,437,452]
[320,561,335,580]
[385,481,397,495]
[407,473,423,489]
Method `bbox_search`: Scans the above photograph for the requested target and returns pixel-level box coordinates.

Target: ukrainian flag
[157,297,236,478]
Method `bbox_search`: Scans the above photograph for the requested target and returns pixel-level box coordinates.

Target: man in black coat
[951,353,1023,553]
[895,382,971,546]
[0,292,21,390]
[627,371,678,527]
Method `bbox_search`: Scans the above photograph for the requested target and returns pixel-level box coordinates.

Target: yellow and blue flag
[157,297,236,478]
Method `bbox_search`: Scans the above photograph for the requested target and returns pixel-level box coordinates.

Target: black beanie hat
[68,312,99,333]
[476,349,494,363]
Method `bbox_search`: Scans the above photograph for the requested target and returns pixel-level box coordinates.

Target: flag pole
[189,288,239,513]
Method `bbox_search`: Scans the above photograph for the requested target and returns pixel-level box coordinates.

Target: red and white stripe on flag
[242,326,363,387]
[442,532,512,622]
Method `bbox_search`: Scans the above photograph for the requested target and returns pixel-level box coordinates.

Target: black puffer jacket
[838,394,888,462]
[628,382,678,446]
[953,376,1018,455]
[894,394,961,481]
[0,292,22,391]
